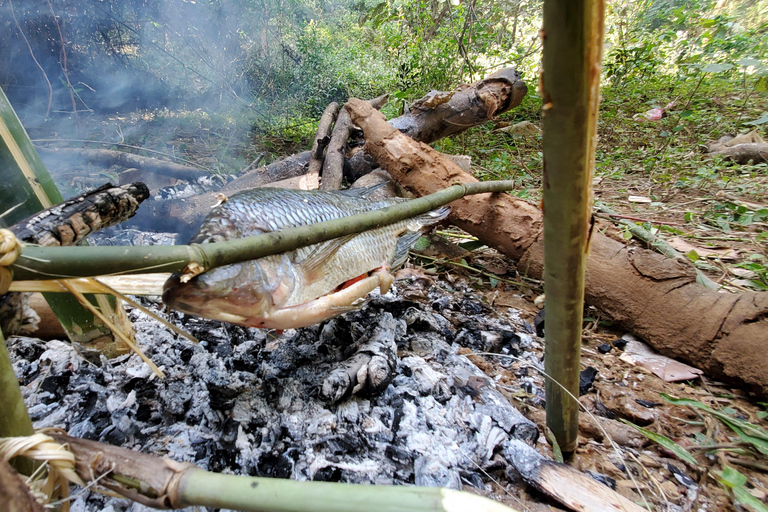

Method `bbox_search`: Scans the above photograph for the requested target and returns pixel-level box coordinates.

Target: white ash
[9,274,544,511]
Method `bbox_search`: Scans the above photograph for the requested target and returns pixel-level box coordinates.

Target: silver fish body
[162,187,449,329]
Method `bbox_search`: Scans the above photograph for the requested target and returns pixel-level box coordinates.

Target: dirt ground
[419,168,768,511]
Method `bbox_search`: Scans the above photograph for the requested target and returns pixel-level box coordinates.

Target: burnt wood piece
[126,68,526,237]
[320,106,352,191]
[308,102,341,177]
[37,147,209,181]
[346,97,768,397]
[10,182,150,247]
[388,68,528,144]
[505,440,646,512]
[321,312,399,403]
[0,458,44,512]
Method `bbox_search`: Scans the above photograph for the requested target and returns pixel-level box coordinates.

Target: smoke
[0,0,265,118]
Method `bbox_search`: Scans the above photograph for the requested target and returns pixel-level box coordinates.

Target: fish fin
[296,234,357,280]
[392,230,422,269]
[412,205,451,228]
[391,206,451,268]
[335,183,389,198]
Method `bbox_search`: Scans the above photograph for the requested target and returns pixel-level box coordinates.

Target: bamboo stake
[0,330,36,475]
[540,0,605,453]
[10,181,517,281]
[0,86,133,356]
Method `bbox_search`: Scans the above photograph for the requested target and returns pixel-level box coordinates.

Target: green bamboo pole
[540,0,605,453]
[178,468,514,512]
[0,330,36,475]
[0,86,130,354]
[11,180,516,281]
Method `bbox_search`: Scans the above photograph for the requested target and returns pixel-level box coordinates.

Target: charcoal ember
[320,313,398,403]
[8,273,542,510]
[154,174,233,201]
[579,366,599,395]
[404,306,454,338]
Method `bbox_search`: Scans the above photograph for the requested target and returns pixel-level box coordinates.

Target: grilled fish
[162,187,449,329]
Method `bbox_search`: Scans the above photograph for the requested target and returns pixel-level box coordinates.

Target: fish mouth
[162,265,277,325]
[162,273,206,315]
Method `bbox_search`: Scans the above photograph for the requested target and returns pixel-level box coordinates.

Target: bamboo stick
[540,0,605,453]
[10,181,517,281]
[42,432,517,512]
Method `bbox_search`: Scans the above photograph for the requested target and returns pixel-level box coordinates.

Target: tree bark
[346,98,768,397]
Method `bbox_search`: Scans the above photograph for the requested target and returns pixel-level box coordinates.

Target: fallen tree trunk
[125,68,527,239]
[346,98,768,397]
[708,143,768,165]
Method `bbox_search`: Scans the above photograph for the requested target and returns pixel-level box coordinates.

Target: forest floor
[28,78,768,511]
[431,81,768,511]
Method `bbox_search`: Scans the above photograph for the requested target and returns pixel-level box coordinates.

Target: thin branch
[8,0,53,117]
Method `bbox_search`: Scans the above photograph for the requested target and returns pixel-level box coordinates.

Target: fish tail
[417,205,451,226]
[392,205,450,268]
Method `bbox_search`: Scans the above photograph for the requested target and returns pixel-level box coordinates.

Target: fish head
[162,255,297,326]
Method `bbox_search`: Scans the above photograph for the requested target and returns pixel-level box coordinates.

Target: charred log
[320,312,399,403]
[37,147,208,182]
[346,98,768,397]
[308,102,340,177]
[320,106,352,190]
[10,182,149,246]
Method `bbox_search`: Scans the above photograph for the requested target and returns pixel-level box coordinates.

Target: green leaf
[743,114,768,126]
[714,466,768,512]
[701,63,735,73]
[737,58,763,68]
[686,250,700,262]
[662,394,768,455]
[619,420,698,466]
[680,110,694,118]
[412,236,431,252]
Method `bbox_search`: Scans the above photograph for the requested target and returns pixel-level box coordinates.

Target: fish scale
[163,187,449,328]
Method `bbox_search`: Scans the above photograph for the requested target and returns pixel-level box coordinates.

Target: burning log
[9,182,149,247]
[125,68,527,239]
[320,311,399,403]
[346,98,768,397]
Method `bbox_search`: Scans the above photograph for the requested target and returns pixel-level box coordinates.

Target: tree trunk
[346,98,768,397]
